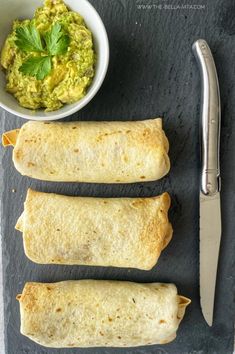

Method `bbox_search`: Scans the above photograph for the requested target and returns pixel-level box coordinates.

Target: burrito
[17,280,190,348]
[16,189,172,270]
[2,118,170,183]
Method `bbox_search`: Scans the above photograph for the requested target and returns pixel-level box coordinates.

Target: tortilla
[16,189,172,270]
[2,118,170,183]
[17,280,191,348]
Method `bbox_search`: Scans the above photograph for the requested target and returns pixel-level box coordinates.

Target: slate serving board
[1,0,235,353]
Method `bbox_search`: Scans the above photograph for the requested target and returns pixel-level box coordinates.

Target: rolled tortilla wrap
[17,280,191,348]
[16,189,172,270]
[2,118,170,183]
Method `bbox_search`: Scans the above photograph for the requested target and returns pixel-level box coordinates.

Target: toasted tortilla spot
[159,319,166,324]
[14,149,22,159]
[143,127,153,137]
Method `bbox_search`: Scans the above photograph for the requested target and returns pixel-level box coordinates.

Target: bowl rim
[0,0,109,121]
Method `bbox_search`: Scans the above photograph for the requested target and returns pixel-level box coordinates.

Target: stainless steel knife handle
[192,39,221,196]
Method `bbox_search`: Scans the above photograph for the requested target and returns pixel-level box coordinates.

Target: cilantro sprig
[15,24,44,52]
[15,22,69,80]
[19,56,52,80]
[44,22,69,56]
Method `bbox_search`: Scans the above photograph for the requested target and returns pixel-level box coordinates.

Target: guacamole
[1,0,95,111]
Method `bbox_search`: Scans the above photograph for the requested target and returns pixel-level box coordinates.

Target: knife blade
[199,192,221,325]
[192,39,221,326]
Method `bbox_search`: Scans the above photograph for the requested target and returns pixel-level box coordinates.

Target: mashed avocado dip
[1,0,95,111]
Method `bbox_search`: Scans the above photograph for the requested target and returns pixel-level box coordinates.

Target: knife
[192,39,221,326]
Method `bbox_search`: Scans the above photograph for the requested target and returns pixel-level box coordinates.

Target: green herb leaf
[19,56,51,80]
[16,22,69,80]
[44,22,69,56]
[15,24,44,52]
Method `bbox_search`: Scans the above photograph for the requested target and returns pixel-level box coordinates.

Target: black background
[1,0,235,353]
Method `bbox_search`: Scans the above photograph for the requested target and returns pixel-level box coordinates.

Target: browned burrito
[16,189,172,270]
[2,118,170,183]
[17,280,191,348]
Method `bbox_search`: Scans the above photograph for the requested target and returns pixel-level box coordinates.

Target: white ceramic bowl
[0,0,109,120]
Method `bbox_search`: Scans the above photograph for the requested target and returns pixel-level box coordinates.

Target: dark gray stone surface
[0,0,235,353]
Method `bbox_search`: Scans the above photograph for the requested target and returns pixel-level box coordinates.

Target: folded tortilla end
[16,294,22,301]
[2,129,20,147]
[179,295,191,306]
[15,211,24,232]
[177,295,191,321]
